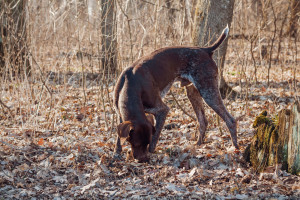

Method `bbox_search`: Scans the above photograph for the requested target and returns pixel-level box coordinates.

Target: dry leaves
[0,55,299,200]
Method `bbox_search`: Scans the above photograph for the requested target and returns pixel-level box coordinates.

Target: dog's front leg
[185,84,208,145]
[114,136,122,155]
[113,112,123,159]
[147,102,170,153]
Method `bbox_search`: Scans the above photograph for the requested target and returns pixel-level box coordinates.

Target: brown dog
[114,25,238,162]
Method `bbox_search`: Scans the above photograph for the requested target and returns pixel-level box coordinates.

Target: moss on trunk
[244,102,300,175]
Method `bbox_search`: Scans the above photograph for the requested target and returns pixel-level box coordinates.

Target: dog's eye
[129,129,134,137]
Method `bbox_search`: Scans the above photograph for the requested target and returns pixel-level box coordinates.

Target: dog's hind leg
[197,87,239,149]
[146,101,170,153]
[185,84,208,145]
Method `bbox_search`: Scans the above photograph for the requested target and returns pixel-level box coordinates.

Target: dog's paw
[148,146,156,153]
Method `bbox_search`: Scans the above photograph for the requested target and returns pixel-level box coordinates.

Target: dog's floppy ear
[152,125,156,135]
[146,114,156,135]
[146,113,155,126]
[117,121,134,145]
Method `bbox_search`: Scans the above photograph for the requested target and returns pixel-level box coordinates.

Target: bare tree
[101,0,117,74]
[192,0,235,98]
[0,0,30,78]
[287,0,300,37]
[165,0,176,38]
[0,21,4,71]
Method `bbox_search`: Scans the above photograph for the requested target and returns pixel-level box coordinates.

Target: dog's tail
[204,25,229,52]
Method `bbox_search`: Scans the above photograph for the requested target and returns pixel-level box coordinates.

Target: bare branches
[267,1,277,86]
[0,0,298,155]
[170,91,196,122]
[0,97,13,117]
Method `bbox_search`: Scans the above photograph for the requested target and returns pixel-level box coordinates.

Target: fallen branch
[170,90,196,121]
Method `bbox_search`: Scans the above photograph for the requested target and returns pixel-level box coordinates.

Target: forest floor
[0,61,299,199]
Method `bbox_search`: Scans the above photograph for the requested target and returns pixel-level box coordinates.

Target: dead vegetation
[0,0,299,199]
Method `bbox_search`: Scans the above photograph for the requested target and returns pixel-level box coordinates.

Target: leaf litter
[0,71,300,199]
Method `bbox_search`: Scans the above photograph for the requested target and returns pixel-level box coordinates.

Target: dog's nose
[137,156,149,163]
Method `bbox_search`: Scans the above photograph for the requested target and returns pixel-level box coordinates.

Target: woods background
[0,0,299,199]
[0,0,298,132]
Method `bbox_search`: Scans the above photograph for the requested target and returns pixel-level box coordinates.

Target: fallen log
[244,101,300,175]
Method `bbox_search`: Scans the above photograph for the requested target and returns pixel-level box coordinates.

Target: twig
[216,115,223,135]
[30,53,53,97]
[100,83,109,130]
[140,0,180,11]
[23,152,34,163]
[117,0,133,62]
[249,34,258,83]
[108,189,120,199]
[276,6,289,64]
[170,90,196,121]
[0,98,13,117]
[110,112,116,136]
[76,8,87,127]
[236,114,246,122]
[267,1,277,86]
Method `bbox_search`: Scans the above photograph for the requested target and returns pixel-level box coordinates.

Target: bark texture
[101,0,117,74]
[0,26,4,71]
[0,0,30,78]
[244,102,300,175]
[192,0,235,98]
[287,0,300,38]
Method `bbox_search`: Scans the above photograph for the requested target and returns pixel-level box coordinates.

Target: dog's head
[117,120,155,162]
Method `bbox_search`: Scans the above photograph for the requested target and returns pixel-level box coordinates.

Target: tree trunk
[101,0,117,75]
[192,0,236,98]
[166,0,176,39]
[0,26,4,73]
[244,102,300,175]
[0,0,30,78]
[287,0,300,38]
